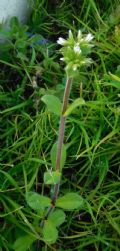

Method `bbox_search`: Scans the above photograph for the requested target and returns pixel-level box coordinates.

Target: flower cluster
[57,30,94,75]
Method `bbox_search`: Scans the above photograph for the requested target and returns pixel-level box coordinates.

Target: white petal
[77,30,82,40]
[69,30,73,39]
[60,57,64,61]
[85,33,94,42]
[57,37,66,45]
[74,44,81,54]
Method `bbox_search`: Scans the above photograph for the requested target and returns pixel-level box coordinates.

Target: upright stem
[40,76,72,227]
[52,76,72,202]
[56,77,72,172]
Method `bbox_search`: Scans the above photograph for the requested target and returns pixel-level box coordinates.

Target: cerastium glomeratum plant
[26,30,94,245]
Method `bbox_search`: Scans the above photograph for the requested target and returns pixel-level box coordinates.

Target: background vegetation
[1,0,120,250]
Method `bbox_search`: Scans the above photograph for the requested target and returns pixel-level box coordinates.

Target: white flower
[85,33,94,42]
[57,37,67,45]
[60,57,64,61]
[74,44,81,54]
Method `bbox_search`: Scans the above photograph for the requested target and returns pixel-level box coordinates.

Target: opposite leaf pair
[26,191,84,211]
[41,94,85,117]
[26,191,84,243]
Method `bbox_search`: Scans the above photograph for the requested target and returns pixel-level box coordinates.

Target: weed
[1,0,120,250]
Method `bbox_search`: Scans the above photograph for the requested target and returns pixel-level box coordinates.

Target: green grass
[1,0,120,250]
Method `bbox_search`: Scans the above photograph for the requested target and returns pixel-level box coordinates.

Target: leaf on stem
[41,95,62,116]
[56,192,84,210]
[13,235,36,251]
[43,219,58,244]
[44,171,61,185]
[26,192,51,211]
[63,98,85,116]
[48,209,66,227]
[50,142,66,170]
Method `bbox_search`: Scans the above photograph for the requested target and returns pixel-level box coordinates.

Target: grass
[1,0,120,250]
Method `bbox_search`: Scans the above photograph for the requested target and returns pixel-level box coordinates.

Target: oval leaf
[26,192,51,211]
[64,98,85,117]
[44,171,61,185]
[50,142,66,170]
[56,193,84,210]
[41,95,62,116]
[43,219,58,244]
[13,235,36,251]
[49,209,66,227]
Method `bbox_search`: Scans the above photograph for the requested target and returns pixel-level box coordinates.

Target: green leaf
[64,98,85,116]
[109,72,120,82]
[41,95,62,115]
[50,142,66,170]
[108,72,120,89]
[13,235,36,251]
[44,171,61,185]
[109,81,120,89]
[26,192,51,211]
[43,219,58,244]
[56,193,84,210]
[49,209,66,227]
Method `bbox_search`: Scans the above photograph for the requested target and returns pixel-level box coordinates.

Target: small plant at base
[25,29,94,246]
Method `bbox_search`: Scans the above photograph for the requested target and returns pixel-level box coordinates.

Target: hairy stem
[56,77,72,172]
[41,76,72,227]
[52,77,72,202]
